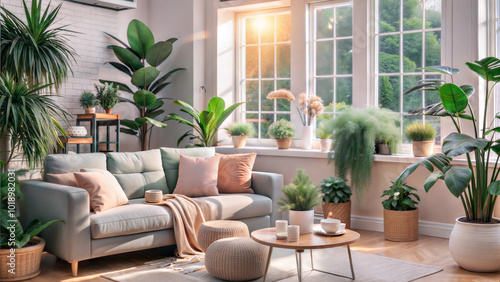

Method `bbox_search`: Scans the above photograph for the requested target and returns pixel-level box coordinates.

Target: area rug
[102,247,443,282]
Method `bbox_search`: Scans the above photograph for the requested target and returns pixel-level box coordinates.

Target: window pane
[245,113,259,138]
[403,0,423,31]
[378,0,400,33]
[403,32,422,72]
[245,81,259,111]
[336,5,353,37]
[379,75,401,111]
[261,80,274,111]
[403,75,423,112]
[336,39,352,74]
[316,78,334,107]
[316,7,334,39]
[336,77,353,105]
[260,15,275,43]
[246,46,259,78]
[425,31,441,66]
[425,116,441,142]
[245,17,259,45]
[277,113,290,121]
[425,0,441,28]
[276,13,291,42]
[424,75,441,106]
[276,44,290,78]
[261,45,275,78]
[277,80,291,111]
[261,113,274,138]
[403,115,421,143]
[316,40,334,75]
[379,34,400,73]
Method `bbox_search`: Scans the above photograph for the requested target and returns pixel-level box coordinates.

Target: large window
[238,10,291,139]
[375,0,442,143]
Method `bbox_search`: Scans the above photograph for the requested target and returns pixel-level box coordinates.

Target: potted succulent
[95,83,120,114]
[80,91,99,114]
[278,169,322,234]
[393,57,500,272]
[316,120,333,151]
[404,122,436,157]
[0,170,64,281]
[268,119,295,149]
[381,182,420,242]
[320,176,352,228]
[225,123,255,148]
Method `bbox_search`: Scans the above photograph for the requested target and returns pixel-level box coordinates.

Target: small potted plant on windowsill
[225,123,255,148]
[80,91,99,114]
[96,83,120,114]
[278,169,322,234]
[268,119,295,150]
[381,182,420,242]
[317,120,333,151]
[404,122,436,157]
[320,176,352,228]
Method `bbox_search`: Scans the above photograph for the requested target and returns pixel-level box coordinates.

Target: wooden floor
[30,229,500,281]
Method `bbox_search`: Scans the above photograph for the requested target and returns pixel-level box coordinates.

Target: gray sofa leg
[71,261,78,276]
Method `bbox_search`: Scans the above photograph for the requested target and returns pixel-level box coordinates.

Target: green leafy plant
[95,83,120,110]
[393,57,500,223]
[381,182,420,211]
[225,123,255,137]
[1,0,76,88]
[100,19,184,151]
[166,97,244,147]
[0,75,68,168]
[320,176,352,203]
[80,91,99,109]
[405,122,437,141]
[316,120,333,139]
[0,170,63,248]
[371,107,400,153]
[268,119,295,140]
[278,169,322,212]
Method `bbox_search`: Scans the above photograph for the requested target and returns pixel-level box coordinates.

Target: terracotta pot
[322,201,351,229]
[84,107,96,114]
[232,136,247,148]
[449,217,500,272]
[320,139,332,152]
[384,208,418,242]
[0,237,45,281]
[275,137,292,149]
[289,210,314,234]
[105,108,112,114]
[412,140,434,157]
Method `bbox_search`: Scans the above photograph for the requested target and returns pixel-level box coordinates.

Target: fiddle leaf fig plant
[100,19,185,150]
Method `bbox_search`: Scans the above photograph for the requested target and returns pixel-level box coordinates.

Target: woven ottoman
[205,237,267,281]
[198,220,249,252]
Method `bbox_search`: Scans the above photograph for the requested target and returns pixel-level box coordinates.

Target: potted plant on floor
[225,123,255,148]
[268,119,295,150]
[80,91,99,114]
[96,83,120,114]
[278,169,322,234]
[317,120,333,151]
[381,182,420,241]
[393,57,500,272]
[404,122,436,157]
[320,176,352,228]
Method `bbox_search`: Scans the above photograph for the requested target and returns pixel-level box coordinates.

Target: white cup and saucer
[313,219,346,236]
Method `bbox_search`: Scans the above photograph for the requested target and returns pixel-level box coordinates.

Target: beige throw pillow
[173,155,220,197]
[45,172,79,187]
[216,153,256,194]
[74,170,129,213]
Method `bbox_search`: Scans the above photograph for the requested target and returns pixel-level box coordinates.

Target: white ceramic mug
[275,220,288,239]
[320,218,341,233]
[288,225,300,242]
[338,223,346,233]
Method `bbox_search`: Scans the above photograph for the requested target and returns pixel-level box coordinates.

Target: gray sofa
[20,147,283,276]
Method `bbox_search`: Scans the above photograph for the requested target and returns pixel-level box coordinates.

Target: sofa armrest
[251,171,283,224]
[20,181,91,263]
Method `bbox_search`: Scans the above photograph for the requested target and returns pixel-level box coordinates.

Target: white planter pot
[289,210,314,234]
[320,139,332,152]
[301,126,313,150]
[449,217,500,272]
[66,126,88,137]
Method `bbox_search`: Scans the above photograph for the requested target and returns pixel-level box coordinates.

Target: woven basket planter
[322,201,351,229]
[0,236,45,281]
[384,208,419,242]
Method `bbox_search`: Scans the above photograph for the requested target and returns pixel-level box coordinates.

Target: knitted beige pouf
[205,237,267,281]
[198,220,250,252]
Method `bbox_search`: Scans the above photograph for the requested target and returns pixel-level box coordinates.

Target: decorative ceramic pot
[322,201,351,229]
[289,209,314,234]
[0,237,45,281]
[275,137,292,150]
[65,126,87,137]
[377,143,392,155]
[320,139,332,152]
[85,107,96,114]
[301,126,313,150]
[449,217,500,272]
[384,208,418,242]
[232,136,247,148]
[105,109,113,114]
[412,141,434,157]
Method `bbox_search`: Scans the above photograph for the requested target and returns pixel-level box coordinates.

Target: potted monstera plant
[393,57,500,272]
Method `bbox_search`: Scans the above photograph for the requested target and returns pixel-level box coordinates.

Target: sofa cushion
[45,172,79,187]
[173,155,220,197]
[216,153,256,194]
[43,153,106,181]
[90,198,173,239]
[160,147,215,193]
[194,194,272,221]
[107,150,167,199]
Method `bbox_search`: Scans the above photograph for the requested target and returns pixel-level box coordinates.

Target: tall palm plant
[1,0,76,88]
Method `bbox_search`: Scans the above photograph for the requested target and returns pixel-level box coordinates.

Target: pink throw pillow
[216,153,256,194]
[173,155,220,197]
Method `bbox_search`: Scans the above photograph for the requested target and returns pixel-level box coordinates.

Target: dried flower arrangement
[267,89,324,126]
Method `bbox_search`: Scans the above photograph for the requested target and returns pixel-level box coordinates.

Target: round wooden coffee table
[251,224,360,282]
